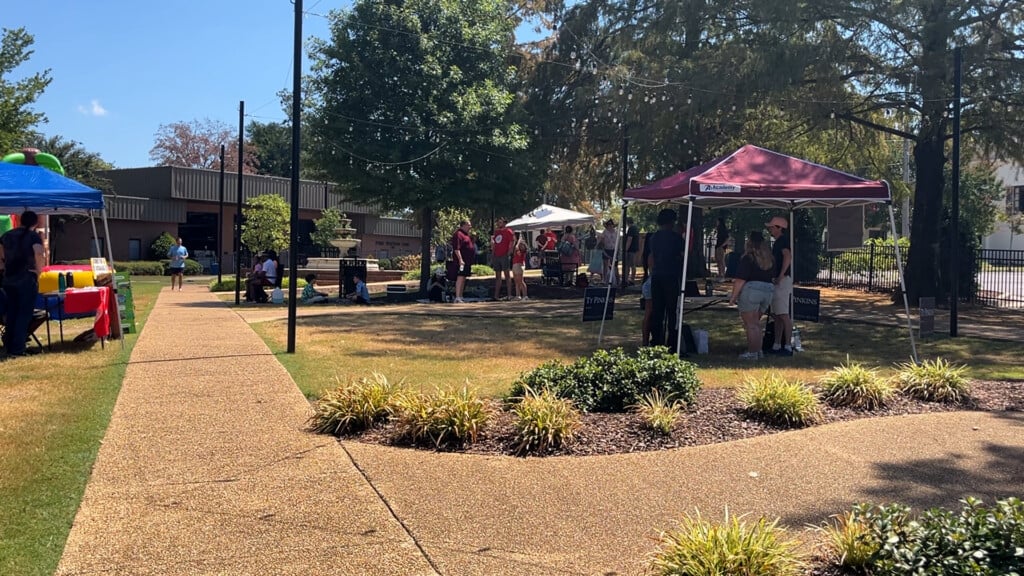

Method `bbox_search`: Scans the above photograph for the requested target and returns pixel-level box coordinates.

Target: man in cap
[765,215,793,355]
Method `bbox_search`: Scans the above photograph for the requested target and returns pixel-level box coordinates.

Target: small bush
[394,386,493,447]
[651,510,806,576]
[402,264,495,280]
[392,253,422,271]
[157,259,204,275]
[208,277,306,292]
[738,372,821,427]
[512,387,581,455]
[818,358,894,409]
[149,232,176,260]
[844,497,1024,575]
[893,357,971,403]
[307,373,406,435]
[820,510,878,570]
[631,388,684,434]
[509,347,701,413]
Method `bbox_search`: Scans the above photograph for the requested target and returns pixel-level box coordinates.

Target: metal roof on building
[97,166,375,218]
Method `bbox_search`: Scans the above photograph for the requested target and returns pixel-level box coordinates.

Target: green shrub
[893,357,971,403]
[512,387,581,455]
[737,372,821,427]
[820,510,878,570]
[208,277,306,292]
[818,358,894,409]
[402,263,495,280]
[651,511,806,576]
[510,346,701,413]
[157,259,203,275]
[149,232,175,260]
[394,386,493,446]
[392,253,421,271]
[844,497,1024,575]
[631,388,684,434]
[113,261,165,275]
[307,373,406,435]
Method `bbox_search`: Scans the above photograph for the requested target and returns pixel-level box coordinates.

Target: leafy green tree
[24,134,114,191]
[796,0,1024,304]
[241,194,290,255]
[310,206,344,249]
[246,119,292,178]
[149,232,176,261]
[306,0,531,290]
[0,28,51,154]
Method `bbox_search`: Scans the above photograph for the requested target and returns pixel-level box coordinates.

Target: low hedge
[209,277,306,292]
[403,264,495,281]
[68,259,203,276]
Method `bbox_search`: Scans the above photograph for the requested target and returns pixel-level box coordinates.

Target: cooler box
[39,267,95,293]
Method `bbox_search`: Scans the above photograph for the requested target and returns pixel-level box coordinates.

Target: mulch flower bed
[350,380,1024,457]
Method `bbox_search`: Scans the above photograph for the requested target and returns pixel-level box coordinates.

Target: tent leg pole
[90,212,101,258]
[676,202,695,356]
[102,208,115,266]
[101,208,124,350]
[598,209,624,346]
[888,205,917,363]
[789,207,796,344]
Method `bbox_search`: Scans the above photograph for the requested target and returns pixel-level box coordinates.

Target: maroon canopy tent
[619,144,916,360]
[625,144,891,208]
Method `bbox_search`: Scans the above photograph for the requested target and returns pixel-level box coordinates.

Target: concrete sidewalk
[57,286,1024,575]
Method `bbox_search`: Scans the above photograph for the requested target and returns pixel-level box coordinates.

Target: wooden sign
[582,287,616,322]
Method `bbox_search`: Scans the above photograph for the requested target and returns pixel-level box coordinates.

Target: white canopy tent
[620,145,917,361]
[506,203,595,231]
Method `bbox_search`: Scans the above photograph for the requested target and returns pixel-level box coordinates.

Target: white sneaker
[738,351,760,360]
[515,296,523,301]
[453,297,465,303]
[522,296,529,301]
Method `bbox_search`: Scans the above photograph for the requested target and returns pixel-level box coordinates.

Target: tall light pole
[286,0,302,353]
[234,100,244,305]
[218,144,225,285]
[950,46,962,337]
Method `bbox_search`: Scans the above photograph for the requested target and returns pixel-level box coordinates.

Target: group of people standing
[727,215,794,359]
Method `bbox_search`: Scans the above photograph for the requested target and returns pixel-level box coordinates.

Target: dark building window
[128,239,142,261]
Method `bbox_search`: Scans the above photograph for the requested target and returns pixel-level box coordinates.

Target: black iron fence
[814,246,1024,308]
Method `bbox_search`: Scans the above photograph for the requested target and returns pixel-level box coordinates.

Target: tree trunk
[905,136,945,305]
[419,207,432,296]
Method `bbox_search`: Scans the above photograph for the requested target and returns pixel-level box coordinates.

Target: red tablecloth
[63,287,110,339]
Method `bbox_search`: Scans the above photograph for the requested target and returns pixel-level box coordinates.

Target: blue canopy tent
[0,161,112,260]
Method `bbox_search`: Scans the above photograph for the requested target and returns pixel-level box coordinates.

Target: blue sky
[6,1,547,169]
[5,1,332,168]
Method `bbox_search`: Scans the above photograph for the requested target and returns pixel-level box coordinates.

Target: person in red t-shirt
[544,229,558,250]
[451,220,476,303]
[491,217,514,300]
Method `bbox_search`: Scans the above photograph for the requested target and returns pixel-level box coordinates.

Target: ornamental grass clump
[737,372,821,427]
[893,357,971,403]
[394,385,493,447]
[307,372,406,435]
[512,387,581,455]
[819,510,879,570]
[651,510,806,576]
[818,358,894,409]
[631,388,684,435]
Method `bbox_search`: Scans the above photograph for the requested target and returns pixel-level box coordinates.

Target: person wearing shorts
[451,220,476,303]
[491,217,514,300]
[641,276,653,346]
[766,215,793,355]
[511,236,529,300]
[166,236,188,291]
[729,230,775,360]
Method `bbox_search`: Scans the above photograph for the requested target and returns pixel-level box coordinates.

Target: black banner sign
[582,287,616,322]
[792,287,820,322]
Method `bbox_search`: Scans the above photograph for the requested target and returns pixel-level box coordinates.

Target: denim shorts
[641,277,652,300]
[738,281,773,314]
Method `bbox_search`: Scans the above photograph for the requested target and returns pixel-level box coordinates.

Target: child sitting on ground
[301,273,330,304]
[347,271,371,304]
[427,268,447,302]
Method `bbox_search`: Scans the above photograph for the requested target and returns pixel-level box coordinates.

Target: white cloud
[77,99,108,117]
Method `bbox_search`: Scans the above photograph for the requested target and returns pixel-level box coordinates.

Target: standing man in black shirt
[0,211,45,357]
[766,215,794,355]
[646,208,685,352]
[622,217,641,286]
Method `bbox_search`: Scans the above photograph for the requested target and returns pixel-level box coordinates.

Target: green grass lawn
[252,297,1023,401]
[0,278,162,576]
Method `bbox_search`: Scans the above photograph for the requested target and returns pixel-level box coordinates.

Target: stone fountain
[304,214,379,288]
[329,213,362,256]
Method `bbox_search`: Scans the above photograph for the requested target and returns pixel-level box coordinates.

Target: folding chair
[0,287,46,353]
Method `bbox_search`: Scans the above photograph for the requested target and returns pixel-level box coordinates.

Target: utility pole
[218,144,225,285]
[950,46,962,337]
[901,137,911,237]
[620,128,629,287]
[234,100,244,305]
[286,0,302,353]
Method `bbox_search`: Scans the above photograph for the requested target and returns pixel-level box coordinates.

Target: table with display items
[38,286,111,349]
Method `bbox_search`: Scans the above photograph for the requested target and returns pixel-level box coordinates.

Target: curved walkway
[57,286,1024,575]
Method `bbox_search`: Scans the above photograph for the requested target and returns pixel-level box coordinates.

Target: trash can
[210,262,220,275]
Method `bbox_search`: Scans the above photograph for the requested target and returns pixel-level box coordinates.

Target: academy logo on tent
[699,183,741,193]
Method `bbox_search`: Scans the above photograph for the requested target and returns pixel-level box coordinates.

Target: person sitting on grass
[427,269,447,302]
[301,273,330,304]
[346,271,371,304]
